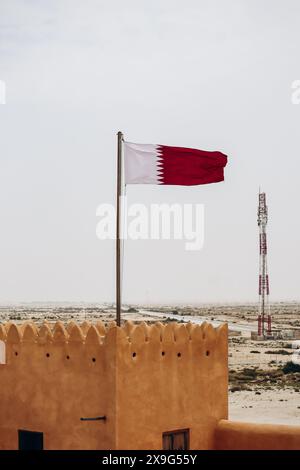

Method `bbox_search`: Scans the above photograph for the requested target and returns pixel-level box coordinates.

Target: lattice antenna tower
[257,192,271,336]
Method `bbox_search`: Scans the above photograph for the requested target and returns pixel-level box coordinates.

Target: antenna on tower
[257,191,271,337]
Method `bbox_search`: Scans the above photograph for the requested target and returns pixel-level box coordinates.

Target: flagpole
[116,131,123,326]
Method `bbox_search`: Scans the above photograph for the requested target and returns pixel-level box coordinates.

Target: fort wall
[1,320,300,450]
[215,419,300,450]
[0,320,116,450]
[0,320,228,450]
[115,321,228,449]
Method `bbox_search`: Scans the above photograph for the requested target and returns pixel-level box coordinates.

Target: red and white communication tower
[257,192,271,337]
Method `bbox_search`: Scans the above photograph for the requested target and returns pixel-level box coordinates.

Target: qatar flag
[124,142,228,186]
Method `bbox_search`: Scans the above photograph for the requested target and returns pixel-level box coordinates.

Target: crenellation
[66,320,77,334]
[139,321,149,340]
[38,324,53,344]
[190,324,202,342]
[95,320,106,336]
[68,323,85,342]
[162,322,176,343]
[80,320,91,335]
[53,322,69,343]
[85,325,101,344]
[4,322,12,332]
[0,320,227,363]
[153,322,163,342]
[6,324,22,343]
[204,322,216,340]
[22,323,37,342]
[123,320,134,337]
[185,321,195,338]
[174,323,189,343]
[129,324,146,345]
[0,324,6,341]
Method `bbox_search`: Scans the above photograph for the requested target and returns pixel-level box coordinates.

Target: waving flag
[124,142,227,186]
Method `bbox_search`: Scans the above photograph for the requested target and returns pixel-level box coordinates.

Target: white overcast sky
[0,0,299,304]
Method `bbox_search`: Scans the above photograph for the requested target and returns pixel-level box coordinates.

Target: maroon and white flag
[124,142,227,186]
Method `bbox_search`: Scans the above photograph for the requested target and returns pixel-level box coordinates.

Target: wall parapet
[0,320,228,370]
[0,320,227,347]
[215,419,300,450]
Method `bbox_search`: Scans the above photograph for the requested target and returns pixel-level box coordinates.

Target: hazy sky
[0,0,300,304]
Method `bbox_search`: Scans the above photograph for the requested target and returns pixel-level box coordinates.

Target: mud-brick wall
[215,420,300,450]
[0,320,228,450]
[0,321,116,450]
[115,321,228,450]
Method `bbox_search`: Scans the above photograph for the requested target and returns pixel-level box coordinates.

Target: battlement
[0,319,227,357]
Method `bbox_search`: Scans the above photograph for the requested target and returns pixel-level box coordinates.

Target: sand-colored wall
[2,320,300,450]
[115,321,228,450]
[215,420,300,450]
[0,320,228,450]
[0,321,116,450]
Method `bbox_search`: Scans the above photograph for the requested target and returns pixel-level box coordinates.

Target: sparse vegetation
[265,350,292,355]
[229,363,300,391]
[229,362,300,392]
[230,385,252,393]
[283,362,300,374]
[127,307,139,313]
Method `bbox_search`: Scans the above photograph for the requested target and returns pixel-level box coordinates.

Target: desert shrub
[250,350,260,354]
[283,362,300,374]
[127,307,138,313]
[230,385,252,393]
[237,375,256,382]
[242,368,258,378]
[265,350,292,355]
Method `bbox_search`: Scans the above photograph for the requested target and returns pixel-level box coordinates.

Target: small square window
[18,430,44,450]
[162,429,189,450]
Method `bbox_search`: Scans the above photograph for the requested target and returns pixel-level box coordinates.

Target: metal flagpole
[116,131,123,326]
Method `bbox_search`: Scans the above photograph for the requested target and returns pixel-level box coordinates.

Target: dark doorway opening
[162,428,190,450]
[18,430,44,450]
